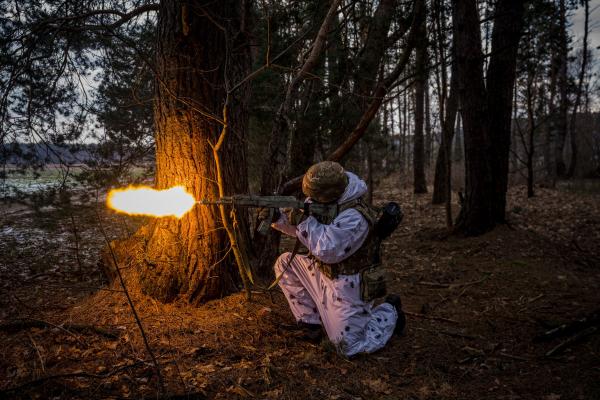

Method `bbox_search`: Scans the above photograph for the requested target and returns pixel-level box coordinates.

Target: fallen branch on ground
[534,309,599,342]
[418,274,491,290]
[545,326,598,357]
[404,311,459,324]
[498,352,530,362]
[413,326,479,340]
[0,318,119,339]
[95,207,165,393]
[0,359,161,396]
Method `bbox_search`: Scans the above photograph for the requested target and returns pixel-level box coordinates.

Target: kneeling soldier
[271,161,405,357]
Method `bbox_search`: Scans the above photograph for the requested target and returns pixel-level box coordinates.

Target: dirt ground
[0,177,599,400]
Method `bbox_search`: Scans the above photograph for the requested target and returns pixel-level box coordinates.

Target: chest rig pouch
[312,197,387,302]
[360,264,387,302]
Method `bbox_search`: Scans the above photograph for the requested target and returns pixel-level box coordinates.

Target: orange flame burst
[107,185,196,218]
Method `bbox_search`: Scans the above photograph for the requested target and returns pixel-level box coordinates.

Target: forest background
[0,0,599,399]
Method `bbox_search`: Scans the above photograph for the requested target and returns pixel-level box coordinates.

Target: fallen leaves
[362,377,393,394]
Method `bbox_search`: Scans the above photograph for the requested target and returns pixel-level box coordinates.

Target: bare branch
[260,0,343,195]
[46,4,159,31]
[281,0,425,195]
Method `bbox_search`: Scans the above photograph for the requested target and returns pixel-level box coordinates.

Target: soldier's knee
[274,252,292,274]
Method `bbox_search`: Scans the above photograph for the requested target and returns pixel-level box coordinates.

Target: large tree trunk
[486,0,525,222]
[453,0,524,235]
[452,0,494,235]
[105,0,251,304]
[413,1,428,194]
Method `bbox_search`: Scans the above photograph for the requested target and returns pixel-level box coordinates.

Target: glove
[257,207,271,221]
[257,207,281,222]
[271,213,297,237]
[282,207,304,225]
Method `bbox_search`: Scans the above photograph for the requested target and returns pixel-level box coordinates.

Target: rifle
[196,195,339,235]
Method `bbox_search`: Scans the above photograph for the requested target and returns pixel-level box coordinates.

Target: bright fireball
[107,185,196,218]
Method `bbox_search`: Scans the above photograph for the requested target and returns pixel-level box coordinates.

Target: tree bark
[486,0,525,223]
[487,0,524,223]
[287,1,329,179]
[280,0,425,195]
[545,42,559,185]
[255,0,342,277]
[260,0,342,197]
[330,0,398,150]
[401,92,407,171]
[288,81,320,178]
[567,0,589,177]
[452,0,495,235]
[555,0,569,178]
[104,0,251,304]
[432,58,458,205]
[413,1,428,194]
[525,73,536,198]
[453,0,525,234]
[425,81,432,168]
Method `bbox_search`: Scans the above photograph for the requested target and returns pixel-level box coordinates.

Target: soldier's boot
[297,322,323,343]
[385,294,406,335]
[282,321,323,344]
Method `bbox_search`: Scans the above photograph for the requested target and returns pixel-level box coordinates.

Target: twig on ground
[518,294,545,312]
[498,352,530,362]
[545,326,598,357]
[95,208,165,394]
[413,326,478,340]
[0,318,119,339]
[534,309,600,342]
[404,311,459,324]
[0,358,158,396]
[69,212,84,277]
[27,332,46,373]
[418,274,491,290]
[528,294,544,304]
[11,293,41,311]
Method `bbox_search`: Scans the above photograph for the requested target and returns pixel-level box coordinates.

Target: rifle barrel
[195,195,338,219]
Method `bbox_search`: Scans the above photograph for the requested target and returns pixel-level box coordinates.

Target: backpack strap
[338,197,379,226]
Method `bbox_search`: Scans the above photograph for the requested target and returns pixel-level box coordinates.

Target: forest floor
[0,176,599,400]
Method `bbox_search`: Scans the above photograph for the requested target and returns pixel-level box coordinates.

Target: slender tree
[413,0,428,194]
[567,0,590,177]
[432,59,458,225]
[555,0,569,177]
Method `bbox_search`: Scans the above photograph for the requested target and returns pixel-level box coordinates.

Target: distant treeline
[1,142,154,166]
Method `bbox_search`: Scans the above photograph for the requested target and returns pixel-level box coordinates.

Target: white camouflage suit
[272,171,398,357]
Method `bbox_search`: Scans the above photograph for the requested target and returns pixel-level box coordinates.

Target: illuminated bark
[105,0,251,304]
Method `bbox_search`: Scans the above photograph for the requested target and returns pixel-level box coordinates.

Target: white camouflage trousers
[275,252,397,357]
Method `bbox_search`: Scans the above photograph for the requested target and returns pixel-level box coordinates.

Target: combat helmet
[302,161,349,203]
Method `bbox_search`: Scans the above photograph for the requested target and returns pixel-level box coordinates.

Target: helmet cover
[302,161,348,203]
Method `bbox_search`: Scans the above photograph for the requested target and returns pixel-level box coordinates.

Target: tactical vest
[311,197,380,279]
